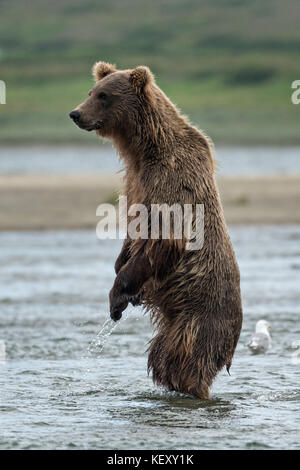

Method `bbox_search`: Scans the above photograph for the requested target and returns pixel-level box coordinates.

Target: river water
[1,145,300,175]
[0,226,299,449]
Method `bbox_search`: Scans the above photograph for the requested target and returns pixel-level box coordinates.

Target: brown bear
[70,62,243,399]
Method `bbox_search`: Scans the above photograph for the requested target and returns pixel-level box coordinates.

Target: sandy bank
[0,173,299,230]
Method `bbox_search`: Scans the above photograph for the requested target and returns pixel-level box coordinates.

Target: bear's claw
[109,294,129,322]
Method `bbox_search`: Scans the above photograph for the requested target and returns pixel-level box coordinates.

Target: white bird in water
[247,320,272,354]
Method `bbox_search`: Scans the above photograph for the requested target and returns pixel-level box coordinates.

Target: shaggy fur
[70,62,243,398]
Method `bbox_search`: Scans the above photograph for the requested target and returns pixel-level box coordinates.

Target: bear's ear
[129,66,154,93]
[92,61,116,81]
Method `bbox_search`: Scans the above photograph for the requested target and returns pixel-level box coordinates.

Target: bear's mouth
[69,110,104,132]
[77,120,104,132]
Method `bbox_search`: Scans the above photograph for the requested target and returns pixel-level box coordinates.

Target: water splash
[88,309,131,356]
[88,318,117,355]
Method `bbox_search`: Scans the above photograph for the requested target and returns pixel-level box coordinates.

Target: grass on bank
[1,75,298,145]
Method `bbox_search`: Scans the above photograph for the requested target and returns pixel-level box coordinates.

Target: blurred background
[0,0,299,229]
[0,0,300,145]
[0,0,300,450]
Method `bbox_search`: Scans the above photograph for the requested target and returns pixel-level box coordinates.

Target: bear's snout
[69,110,81,122]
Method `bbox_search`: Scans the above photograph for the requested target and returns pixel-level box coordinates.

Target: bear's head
[69,61,154,137]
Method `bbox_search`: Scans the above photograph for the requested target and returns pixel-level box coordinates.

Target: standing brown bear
[70,61,243,398]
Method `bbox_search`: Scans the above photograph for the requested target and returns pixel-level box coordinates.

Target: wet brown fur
[71,62,243,398]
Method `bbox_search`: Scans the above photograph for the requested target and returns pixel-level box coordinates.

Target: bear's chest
[124,171,147,207]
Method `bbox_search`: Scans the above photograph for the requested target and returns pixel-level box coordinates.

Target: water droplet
[87,309,131,356]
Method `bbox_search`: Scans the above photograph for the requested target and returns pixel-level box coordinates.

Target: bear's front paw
[109,289,129,322]
[114,257,123,275]
[130,292,143,306]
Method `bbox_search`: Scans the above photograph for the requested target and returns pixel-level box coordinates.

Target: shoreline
[0,173,299,230]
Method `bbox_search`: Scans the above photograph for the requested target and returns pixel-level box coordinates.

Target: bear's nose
[69,110,81,121]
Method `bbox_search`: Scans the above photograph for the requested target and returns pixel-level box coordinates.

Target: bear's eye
[98,92,107,100]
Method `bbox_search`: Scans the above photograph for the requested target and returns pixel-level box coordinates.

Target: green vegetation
[104,190,119,206]
[0,0,299,145]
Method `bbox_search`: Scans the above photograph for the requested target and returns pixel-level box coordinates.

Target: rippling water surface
[1,146,300,175]
[0,226,300,449]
